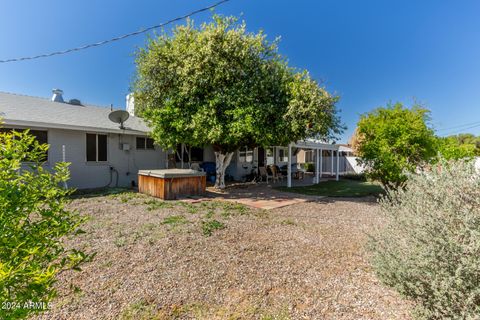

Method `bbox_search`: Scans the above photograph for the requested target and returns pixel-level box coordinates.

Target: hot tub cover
[138,169,206,178]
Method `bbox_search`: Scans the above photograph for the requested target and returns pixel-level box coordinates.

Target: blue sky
[1,0,480,142]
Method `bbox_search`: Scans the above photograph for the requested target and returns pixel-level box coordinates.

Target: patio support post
[336,149,340,181]
[331,150,334,175]
[315,148,319,184]
[319,148,323,180]
[287,143,292,188]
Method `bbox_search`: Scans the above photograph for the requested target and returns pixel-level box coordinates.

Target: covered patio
[285,140,340,188]
[170,140,342,187]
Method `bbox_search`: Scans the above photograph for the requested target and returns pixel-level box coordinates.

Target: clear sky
[1,0,480,142]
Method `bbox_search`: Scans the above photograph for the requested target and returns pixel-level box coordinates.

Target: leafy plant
[201,220,226,237]
[0,129,90,319]
[133,15,342,189]
[436,135,477,160]
[144,199,174,211]
[304,162,315,172]
[341,172,367,181]
[354,103,437,190]
[369,159,480,319]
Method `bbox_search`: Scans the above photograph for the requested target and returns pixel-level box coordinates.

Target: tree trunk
[214,151,234,189]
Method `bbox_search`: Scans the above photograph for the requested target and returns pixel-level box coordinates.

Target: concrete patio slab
[178,182,326,210]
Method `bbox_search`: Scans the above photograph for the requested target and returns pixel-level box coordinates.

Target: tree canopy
[353,103,437,190]
[436,133,479,159]
[132,16,342,188]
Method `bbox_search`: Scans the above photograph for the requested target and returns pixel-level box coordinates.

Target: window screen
[190,147,203,162]
[136,137,155,150]
[146,138,155,150]
[239,147,253,163]
[97,135,107,161]
[86,134,97,162]
[136,137,146,150]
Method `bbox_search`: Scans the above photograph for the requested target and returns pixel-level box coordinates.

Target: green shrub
[369,159,480,319]
[355,103,437,190]
[304,162,315,172]
[0,129,90,319]
[341,172,367,181]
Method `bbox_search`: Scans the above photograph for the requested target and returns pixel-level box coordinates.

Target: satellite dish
[108,110,129,129]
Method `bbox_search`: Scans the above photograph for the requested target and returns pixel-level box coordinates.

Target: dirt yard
[33,190,411,320]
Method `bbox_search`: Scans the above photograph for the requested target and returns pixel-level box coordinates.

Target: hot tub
[138,169,206,200]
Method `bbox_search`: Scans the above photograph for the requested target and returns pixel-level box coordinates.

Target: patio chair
[258,166,272,183]
[276,165,287,182]
[270,165,285,183]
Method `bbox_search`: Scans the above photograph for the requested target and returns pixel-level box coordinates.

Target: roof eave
[2,119,149,135]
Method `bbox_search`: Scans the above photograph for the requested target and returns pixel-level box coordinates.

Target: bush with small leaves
[0,129,90,319]
[354,103,437,190]
[369,159,480,319]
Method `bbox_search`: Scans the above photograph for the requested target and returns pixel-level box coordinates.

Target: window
[136,137,155,150]
[174,145,203,162]
[239,147,253,163]
[266,148,274,165]
[305,150,314,163]
[278,148,289,162]
[0,128,48,161]
[190,147,203,162]
[86,134,108,162]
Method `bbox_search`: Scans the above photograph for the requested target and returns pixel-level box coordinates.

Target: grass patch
[201,219,226,236]
[177,202,200,214]
[162,215,188,226]
[144,199,174,210]
[71,187,132,199]
[276,179,383,197]
[281,219,297,226]
[120,300,161,320]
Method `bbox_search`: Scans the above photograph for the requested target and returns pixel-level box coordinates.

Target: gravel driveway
[33,191,411,320]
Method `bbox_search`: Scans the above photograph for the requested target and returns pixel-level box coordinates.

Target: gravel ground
[33,191,412,320]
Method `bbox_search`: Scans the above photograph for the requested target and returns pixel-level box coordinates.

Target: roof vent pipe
[51,89,64,102]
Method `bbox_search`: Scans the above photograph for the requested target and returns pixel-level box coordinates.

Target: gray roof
[0,91,150,134]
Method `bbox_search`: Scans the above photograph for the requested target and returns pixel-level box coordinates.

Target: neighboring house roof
[0,92,150,135]
[338,145,354,153]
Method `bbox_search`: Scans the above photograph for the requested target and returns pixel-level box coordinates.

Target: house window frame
[277,147,289,162]
[174,145,204,162]
[86,133,108,163]
[305,150,314,163]
[239,147,254,163]
[136,136,155,150]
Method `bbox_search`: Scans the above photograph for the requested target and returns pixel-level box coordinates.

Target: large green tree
[133,16,342,188]
[354,103,437,190]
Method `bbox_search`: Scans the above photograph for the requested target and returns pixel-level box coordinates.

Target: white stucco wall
[15,126,166,189]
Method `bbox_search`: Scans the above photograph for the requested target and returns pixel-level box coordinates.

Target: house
[0,90,343,189]
[0,90,167,189]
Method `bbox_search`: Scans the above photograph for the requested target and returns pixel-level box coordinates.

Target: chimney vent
[51,89,64,102]
[126,93,135,116]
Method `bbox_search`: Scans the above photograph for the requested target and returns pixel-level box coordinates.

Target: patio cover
[286,140,340,188]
